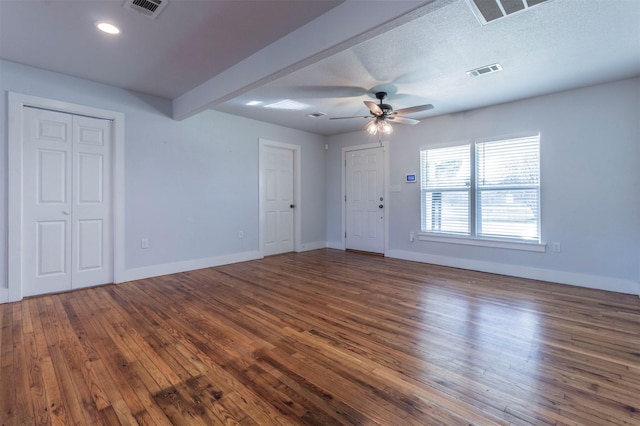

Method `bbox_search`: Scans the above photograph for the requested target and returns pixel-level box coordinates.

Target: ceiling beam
[172,0,453,121]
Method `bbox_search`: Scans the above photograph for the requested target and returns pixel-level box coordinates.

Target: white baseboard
[326,241,343,250]
[5,248,635,303]
[298,241,328,252]
[120,250,263,283]
[386,249,640,296]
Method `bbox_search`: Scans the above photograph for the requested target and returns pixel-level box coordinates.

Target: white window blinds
[420,134,540,242]
[420,145,470,234]
[476,136,540,240]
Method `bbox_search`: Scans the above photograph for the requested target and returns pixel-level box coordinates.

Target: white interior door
[346,146,385,254]
[262,145,294,256]
[72,115,113,288]
[23,109,73,295]
[22,108,112,296]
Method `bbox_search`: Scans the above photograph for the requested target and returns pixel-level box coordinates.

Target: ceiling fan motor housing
[379,104,393,115]
[375,92,393,115]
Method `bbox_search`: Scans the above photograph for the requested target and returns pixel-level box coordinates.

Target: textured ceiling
[1,0,639,136]
[213,0,640,135]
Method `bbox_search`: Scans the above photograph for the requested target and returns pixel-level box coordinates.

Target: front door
[262,145,295,256]
[345,146,385,254]
[22,107,113,296]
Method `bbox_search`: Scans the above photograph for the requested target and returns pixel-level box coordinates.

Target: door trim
[341,142,390,254]
[258,138,301,256]
[7,92,125,303]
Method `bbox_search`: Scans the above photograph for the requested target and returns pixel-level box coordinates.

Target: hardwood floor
[1,249,639,425]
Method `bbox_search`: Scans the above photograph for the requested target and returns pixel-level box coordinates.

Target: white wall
[327,78,640,294]
[0,59,327,296]
[2,58,638,298]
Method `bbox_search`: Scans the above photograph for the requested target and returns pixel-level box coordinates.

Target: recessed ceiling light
[95,21,121,35]
[306,112,326,118]
[246,100,262,106]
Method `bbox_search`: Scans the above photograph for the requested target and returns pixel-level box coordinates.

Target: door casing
[6,92,125,303]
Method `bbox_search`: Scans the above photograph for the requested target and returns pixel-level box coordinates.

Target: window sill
[417,233,546,252]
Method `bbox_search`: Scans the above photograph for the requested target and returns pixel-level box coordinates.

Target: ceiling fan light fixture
[366,119,393,135]
[379,120,393,134]
[366,120,379,135]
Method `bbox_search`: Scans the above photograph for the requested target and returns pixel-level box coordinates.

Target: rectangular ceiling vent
[467,63,503,77]
[466,0,551,25]
[124,0,168,19]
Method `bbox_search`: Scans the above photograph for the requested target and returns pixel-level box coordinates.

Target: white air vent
[467,63,503,77]
[124,0,168,19]
[466,0,551,25]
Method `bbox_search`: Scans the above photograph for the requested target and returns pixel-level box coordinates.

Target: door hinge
[345,231,347,238]
[345,195,347,202]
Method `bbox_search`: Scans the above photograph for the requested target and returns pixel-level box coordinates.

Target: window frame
[419,134,544,252]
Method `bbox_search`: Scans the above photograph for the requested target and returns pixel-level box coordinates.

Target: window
[420,145,470,234]
[420,134,540,242]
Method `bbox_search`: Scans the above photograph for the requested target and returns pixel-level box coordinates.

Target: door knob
[290,204,295,208]
[62,211,70,216]
[379,204,384,209]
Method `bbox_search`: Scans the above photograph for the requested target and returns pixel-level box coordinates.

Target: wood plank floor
[1,249,639,425]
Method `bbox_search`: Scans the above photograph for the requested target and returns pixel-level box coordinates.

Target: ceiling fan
[330,91,434,135]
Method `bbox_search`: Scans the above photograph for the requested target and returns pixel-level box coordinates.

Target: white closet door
[72,115,113,288]
[22,108,112,296]
[23,108,73,296]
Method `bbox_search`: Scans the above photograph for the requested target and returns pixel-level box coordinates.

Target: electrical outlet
[238,230,244,239]
[141,238,149,249]
[409,231,415,243]
[552,242,561,253]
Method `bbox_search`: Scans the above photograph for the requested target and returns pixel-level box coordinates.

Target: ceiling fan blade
[330,115,372,120]
[364,100,383,116]
[392,104,434,115]
[388,116,420,125]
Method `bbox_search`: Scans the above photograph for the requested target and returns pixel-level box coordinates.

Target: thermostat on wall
[405,174,417,183]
